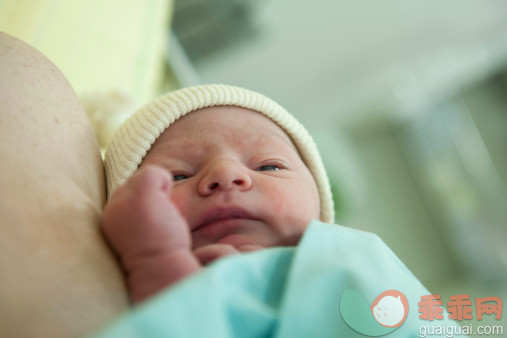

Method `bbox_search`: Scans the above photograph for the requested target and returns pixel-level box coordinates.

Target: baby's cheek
[266,186,308,230]
[267,188,288,214]
[170,191,192,222]
[301,179,321,221]
[271,198,284,214]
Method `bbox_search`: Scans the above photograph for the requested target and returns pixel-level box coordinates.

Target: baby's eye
[257,164,280,171]
[173,173,189,181]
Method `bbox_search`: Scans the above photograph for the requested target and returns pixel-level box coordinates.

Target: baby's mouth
[193,206,257,232]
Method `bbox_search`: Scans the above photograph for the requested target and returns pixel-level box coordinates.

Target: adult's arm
[0,32,128,337]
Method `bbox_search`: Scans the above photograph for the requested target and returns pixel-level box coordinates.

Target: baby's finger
[237,245,264,252]
[127,164,173,196]
[194,244,240,266]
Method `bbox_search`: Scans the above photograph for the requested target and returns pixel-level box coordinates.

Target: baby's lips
[194,205,257,231]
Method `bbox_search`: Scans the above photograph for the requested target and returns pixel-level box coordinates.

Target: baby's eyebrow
[151,129,299,161]
[273,131,298,152]
[144,141,202,164]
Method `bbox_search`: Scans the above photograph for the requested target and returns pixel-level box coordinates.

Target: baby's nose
[198,159,252,196]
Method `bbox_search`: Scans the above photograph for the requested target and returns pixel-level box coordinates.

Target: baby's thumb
[129,164,173,196]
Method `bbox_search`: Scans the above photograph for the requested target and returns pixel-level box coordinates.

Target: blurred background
[1,0,506,334]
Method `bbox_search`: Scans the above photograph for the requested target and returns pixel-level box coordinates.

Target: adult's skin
[0,32,128,336]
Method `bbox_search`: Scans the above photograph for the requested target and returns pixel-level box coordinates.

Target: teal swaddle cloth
[93,221,463,337]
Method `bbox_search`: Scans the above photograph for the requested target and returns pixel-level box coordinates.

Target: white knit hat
[104,84,335,223]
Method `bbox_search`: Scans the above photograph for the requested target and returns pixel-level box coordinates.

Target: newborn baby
[102,85,334,304]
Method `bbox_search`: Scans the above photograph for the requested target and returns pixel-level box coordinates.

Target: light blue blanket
[93,221,463,337]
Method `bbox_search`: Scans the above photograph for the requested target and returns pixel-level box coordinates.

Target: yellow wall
[0,0,173,103]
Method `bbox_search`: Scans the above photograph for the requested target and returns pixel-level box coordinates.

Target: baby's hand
[102,165,200,303]
[194,244,263,266]
[102,165,190,258]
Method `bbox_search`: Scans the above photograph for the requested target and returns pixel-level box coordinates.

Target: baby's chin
[192,240,265,266]
[215,234,266,251]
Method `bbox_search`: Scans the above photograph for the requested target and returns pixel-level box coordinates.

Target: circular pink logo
[370,289,409,327]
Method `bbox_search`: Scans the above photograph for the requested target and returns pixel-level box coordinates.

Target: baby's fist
[102,165,191,261]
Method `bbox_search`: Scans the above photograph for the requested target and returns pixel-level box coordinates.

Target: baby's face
[142,106,320,251]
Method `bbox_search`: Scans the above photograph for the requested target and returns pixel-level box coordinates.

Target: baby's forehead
[155,106,297,151]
